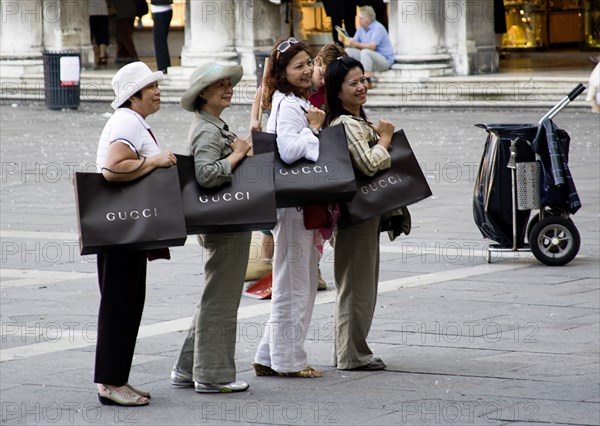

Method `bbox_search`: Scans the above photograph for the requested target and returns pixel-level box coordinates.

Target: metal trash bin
[254,51,270,87]
[42,51,81,110]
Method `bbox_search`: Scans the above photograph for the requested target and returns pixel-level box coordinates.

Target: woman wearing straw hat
[170,62,253,393]
[95,61,176,406]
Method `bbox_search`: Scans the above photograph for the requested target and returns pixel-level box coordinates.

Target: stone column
[234,1,280,79]
[180,0,238,71]
[41,0,94,69]
[0,0,45,77]
[388,0,452,77]
[444,0,497,75]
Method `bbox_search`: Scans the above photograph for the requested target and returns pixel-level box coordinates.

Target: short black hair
[194,95,207,112]
[121,89,143,109]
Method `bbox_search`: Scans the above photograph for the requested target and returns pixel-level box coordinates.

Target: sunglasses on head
[277,37,299,54]
[336,55,352,66]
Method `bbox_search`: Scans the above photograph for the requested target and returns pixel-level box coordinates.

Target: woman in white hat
[170,62,253,393]
[94,61,176,406]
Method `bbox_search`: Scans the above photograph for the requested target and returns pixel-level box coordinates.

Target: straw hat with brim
[111,62,163,110]
[180,62,243,112]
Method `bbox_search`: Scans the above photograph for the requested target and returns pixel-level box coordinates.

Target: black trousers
[329,0,357,45]
[89,15,109,45]
[94,250,147,385]
[153,9,172,71]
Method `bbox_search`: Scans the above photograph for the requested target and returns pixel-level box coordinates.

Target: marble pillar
[41,0,94,69]
[234,1,280,80]
[180,0,238,71]
[388,0,453,77]
[0,0,45,76]
[444,0,498,75]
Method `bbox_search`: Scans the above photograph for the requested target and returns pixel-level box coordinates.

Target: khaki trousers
[174,231,251,383]
[332,215,381,369]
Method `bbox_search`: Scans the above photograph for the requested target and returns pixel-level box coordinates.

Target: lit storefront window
[582,0,600,48]
[502,0,600,49]
[504,1,547,48]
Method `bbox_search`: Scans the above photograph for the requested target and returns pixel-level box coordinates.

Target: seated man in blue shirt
[341,5,394,86]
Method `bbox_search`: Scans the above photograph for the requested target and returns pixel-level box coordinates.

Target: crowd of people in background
[88,0,172,70]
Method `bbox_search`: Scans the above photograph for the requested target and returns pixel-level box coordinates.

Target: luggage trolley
[473,84,586,266]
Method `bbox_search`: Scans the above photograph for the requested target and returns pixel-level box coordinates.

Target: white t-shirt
[96,108,161,171]
[150,4,172,13]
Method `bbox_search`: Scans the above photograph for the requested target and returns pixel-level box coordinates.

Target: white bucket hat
[111,62,164,110]
[180,62,243,112]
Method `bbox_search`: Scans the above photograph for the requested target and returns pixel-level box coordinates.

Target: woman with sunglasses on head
[324,56,394,371]
[252,37,325,378]
[170,63,253,393]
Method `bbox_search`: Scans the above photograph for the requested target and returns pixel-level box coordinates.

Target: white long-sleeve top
[266,90,320,164]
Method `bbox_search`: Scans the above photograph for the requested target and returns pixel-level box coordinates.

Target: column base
[0,58,44,78]
[387,54,453,79]
[180,49,240,78]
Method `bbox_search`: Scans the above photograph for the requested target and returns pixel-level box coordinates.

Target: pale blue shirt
[354,20,395,65]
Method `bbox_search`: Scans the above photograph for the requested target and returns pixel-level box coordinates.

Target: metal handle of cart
[538,83,586,124]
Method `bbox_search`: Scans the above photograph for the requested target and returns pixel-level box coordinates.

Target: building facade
[1,0,597,80]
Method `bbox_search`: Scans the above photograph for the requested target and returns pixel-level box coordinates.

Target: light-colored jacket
[188,110,237,188]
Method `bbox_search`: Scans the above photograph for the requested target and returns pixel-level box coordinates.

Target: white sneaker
[170,367,193,388]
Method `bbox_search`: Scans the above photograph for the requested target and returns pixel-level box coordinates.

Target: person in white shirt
[94,62,176,407]
[252,37,326,378]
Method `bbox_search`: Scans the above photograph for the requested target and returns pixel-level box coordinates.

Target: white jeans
[346,47,392,73]
[254,207,319,372]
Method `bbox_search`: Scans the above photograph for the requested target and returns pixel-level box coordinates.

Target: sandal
[97,384,149,406]
[97,57,107,65]
[252,362,278,376]
[278,366,322,378]
[125,383,150,399]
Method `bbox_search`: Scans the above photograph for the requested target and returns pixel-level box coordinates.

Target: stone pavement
[0,101,598,425]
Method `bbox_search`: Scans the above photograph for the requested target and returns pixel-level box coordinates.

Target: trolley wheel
[526,209,562,243]
[529,216,580,266]
[526,215,540,243]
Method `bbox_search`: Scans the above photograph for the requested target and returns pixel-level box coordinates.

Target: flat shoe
[252,362,278,376]
[344,358,386,371]
[97,384,149,406]
[125,383,150,399]
[277,366,322,378]
[194,381,249,393]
